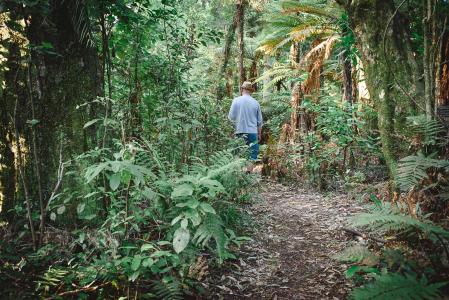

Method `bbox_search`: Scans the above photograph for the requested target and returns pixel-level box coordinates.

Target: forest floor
[207,180,365,299]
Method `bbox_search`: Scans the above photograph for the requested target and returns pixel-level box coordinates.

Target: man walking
[228,81,263,161]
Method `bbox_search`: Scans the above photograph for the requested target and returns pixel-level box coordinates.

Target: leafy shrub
[36,142,254,298]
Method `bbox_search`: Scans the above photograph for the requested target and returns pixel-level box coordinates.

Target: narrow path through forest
[208,181,365,299]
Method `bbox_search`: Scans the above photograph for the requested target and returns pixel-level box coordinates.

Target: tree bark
[237,0,246,93]
[0,12,23,221]
[217,12,238,101]
[339,0,423,183]
[438,33,449,106]
[1,1,102,227]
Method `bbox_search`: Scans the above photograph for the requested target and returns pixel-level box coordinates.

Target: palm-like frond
[258,0,339,55]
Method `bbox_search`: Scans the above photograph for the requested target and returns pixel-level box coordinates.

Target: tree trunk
[0,12,24,221]
[1,1,102,228]
[437,34,449,106]
[237,0,246,93]
[217,12,238,101]
[342,51,353,104]
[338,0,424,183]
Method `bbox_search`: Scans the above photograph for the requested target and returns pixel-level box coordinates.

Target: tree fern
[351,273,446,300]
[258,0,338,55]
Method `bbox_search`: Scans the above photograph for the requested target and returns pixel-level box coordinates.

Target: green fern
[258,0,339,55]
[150,277,183,300]
[350,202,449,241]
[351,273,446,300]
[193,213,232,263]
[334,245,378,265]
[36,267,70,294]
[406,115,446,147]
[396,153,449,191]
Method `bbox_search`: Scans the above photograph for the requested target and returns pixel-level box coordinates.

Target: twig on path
[341,227,386,244]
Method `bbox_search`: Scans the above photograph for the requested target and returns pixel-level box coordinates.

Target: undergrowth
[0,141,256,298]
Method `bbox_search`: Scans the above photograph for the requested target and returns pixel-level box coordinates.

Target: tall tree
[1,0,102,241]
[237,0,246,92]
[335,0,426,183]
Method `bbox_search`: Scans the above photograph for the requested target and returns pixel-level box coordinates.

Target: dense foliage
[1,0,449,298]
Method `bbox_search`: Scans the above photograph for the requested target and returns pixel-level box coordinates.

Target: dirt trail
[208,181,365,299]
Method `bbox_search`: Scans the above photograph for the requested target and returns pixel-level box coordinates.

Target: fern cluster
[352,273,446,300]
[339,197,449,299]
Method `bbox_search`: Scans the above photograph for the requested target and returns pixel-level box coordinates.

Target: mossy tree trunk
[337,0,424,184]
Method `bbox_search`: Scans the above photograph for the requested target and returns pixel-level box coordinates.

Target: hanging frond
[301,35,339,65]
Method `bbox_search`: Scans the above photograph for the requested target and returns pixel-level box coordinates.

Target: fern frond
[193,213,230,262]
[406,115,446,146]
[334,245,378,265]
[352,273,446,300]
[396,153,449,191]
[350,202,449,240]
[150,277,183,300]
[301,35,339,64]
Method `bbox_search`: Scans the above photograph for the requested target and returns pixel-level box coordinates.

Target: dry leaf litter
[205,181,365,300]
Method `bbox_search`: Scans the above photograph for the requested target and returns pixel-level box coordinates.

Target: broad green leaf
[171,214,183,226]
[109,173,121,191]
[151,250,172,258]
[83,118,102,129]
[56,205,66,215]
[173,227,190,254]
[131,255,142,271]
[156,241,171,246]
[181,218,188,229]
[85,162,108,183]
[200,202,216,214]
[110,161,121,173]
[171,183,194,198]
[141,257,154,267]
[176,198,199,209]
[77,203,85,214]
[129,271,139,282]
[50,212,56,221]
[185,208,201,226]
[141,244,155,252]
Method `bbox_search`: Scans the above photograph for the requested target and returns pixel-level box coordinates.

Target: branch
[341,227,386,243]
[45,142,65,212]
